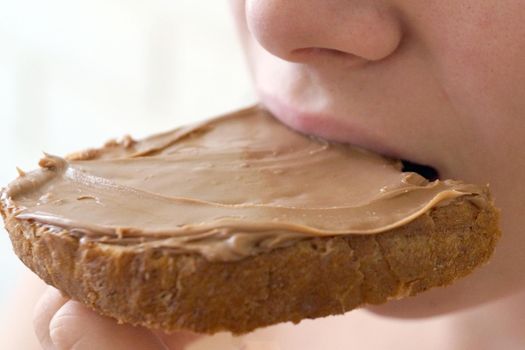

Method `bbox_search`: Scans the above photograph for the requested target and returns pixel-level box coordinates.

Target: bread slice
[0,106,500,335]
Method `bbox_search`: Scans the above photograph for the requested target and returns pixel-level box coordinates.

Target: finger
[49,300,167,350]
[154,329,202,349]
[33,287,69,350]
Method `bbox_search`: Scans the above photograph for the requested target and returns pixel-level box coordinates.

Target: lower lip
[259,93,402,160]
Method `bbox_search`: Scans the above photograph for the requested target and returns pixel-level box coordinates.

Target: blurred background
[0,0,254,302]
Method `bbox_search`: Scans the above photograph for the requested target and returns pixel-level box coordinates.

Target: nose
[245,0,403,64]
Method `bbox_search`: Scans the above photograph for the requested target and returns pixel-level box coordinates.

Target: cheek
[421,1,525,142]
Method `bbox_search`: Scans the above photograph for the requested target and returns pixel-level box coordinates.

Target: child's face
[231,1,525,316]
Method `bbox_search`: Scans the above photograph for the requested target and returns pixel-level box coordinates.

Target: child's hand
[34,287,201,350]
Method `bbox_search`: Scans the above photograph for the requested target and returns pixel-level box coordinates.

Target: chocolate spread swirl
[1,106,488,261]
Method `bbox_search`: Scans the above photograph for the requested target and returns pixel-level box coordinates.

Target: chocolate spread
[1,106,488,261]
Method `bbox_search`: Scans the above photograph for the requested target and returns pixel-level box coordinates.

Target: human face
[230,0,525,316]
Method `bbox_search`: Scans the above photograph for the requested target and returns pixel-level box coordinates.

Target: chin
[366,263,510,319]
[366,295,464,320]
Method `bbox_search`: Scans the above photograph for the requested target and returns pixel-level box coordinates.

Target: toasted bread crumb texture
[1,196,499,334]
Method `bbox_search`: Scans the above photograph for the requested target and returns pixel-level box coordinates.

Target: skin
[23,0,525,348]
[231,0,525,315]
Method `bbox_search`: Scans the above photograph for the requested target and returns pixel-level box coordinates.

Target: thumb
[33,287,68,350]
[48,300,168,350]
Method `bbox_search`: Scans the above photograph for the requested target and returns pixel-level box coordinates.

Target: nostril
[401,160,440,181]
[291,47,366,65]
[293,47,352,57]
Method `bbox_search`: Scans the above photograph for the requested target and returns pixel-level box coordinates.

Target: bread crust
[1,195,499,334]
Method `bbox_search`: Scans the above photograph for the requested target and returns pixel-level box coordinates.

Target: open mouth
[401,160,440,181]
